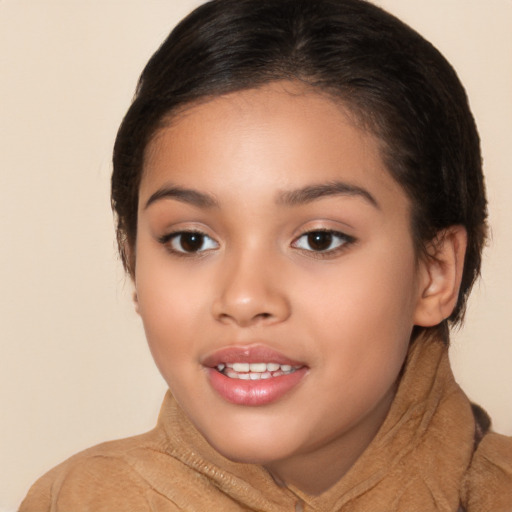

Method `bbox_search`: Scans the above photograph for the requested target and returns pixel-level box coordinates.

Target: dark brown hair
[112,0,487,340]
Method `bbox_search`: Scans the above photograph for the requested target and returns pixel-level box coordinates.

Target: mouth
[203,345,308,406]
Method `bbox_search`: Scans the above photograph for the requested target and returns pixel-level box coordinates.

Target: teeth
[217,362,300,380]
[249,363,267,372]
[232,362,250,372]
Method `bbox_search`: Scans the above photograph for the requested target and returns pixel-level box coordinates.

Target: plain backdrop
[1,1,511,509]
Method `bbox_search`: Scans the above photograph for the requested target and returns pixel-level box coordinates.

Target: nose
[211,251,291,327]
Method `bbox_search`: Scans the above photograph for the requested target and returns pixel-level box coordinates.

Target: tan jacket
[20,337,512,511]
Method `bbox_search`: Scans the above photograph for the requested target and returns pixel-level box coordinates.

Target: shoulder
[19,431,181,512]
[462,432,512,512]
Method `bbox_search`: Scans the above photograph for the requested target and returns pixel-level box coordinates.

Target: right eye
[161,231,219,254]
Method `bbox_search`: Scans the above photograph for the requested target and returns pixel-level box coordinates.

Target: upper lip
[201,344,305,368]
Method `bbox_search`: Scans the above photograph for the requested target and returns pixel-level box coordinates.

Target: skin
[134,82,464,494]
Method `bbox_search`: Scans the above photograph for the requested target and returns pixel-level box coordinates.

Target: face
[135,82,427,490]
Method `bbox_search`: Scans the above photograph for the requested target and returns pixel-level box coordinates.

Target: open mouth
[205,348,308,405]
[203,346,308,404]
[215,362,302,380]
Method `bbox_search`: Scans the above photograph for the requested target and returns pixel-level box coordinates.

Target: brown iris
[307,232,333,251]
[179,233,205,252]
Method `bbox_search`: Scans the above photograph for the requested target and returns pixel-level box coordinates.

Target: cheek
[293,244,418,381]
[134,254,210,372]
[299,247,418,327]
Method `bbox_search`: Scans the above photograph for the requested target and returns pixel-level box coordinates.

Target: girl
[19,0,512,510]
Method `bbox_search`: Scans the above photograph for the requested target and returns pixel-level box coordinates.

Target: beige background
[1,1,511,509]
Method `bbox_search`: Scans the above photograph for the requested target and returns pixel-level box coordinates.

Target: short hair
[112,0,487,341]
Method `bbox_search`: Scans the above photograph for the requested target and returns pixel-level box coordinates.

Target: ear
[121,240,137,276]
[122,242,139,314]
[414,226,467,327]
[133,291,140,315]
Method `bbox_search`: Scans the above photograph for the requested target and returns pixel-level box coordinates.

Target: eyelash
[158,229,355,258]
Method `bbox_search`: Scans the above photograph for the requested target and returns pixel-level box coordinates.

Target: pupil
[308,232,332,251]
[181,233,203,252]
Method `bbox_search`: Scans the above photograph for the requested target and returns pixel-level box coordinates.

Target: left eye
[292,230,352,253]
[165,231,219,254]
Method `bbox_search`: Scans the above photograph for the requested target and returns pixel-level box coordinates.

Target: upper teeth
[215,362,298,380]
[225,362,294,373]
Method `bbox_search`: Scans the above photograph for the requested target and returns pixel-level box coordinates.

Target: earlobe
[414,226,467,327]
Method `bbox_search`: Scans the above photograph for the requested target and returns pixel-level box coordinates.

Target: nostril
[253,312,274,322]
[251,312,274,323]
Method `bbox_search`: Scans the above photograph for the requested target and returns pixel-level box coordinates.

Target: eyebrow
[277,181,380,209]
[144,185,219,209]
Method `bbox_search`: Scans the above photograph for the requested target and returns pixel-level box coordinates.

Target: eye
[161,231,219,254]
[292,230,354,253]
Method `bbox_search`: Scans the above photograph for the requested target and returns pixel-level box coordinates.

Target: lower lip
[207,367,307,406]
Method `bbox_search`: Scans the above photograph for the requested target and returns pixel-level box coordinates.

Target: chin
[204,427,295,465]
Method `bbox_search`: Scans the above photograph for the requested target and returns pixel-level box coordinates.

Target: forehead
[140,82,408,213]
